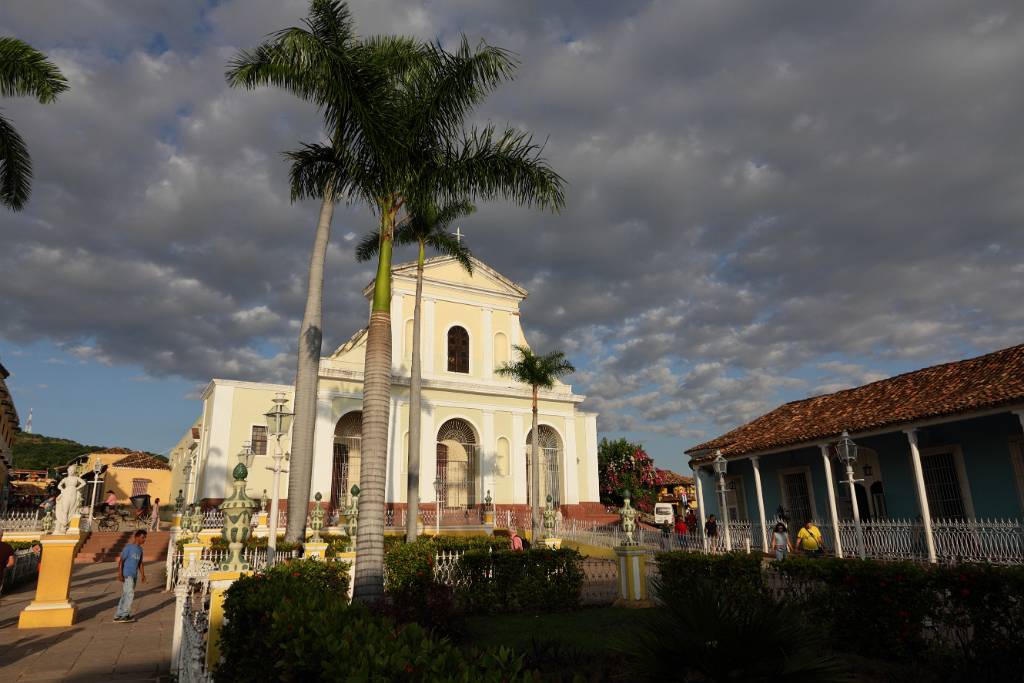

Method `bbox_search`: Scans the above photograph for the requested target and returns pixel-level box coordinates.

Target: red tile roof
[655,468,694,486]
[687,343,1024,463]
[111,452,171,470]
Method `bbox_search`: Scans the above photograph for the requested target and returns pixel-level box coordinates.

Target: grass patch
[464,606,649,655]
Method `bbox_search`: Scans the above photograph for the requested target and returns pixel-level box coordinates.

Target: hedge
[383,535,508,594]
[454,548,584,614]
[217,560,532,682]
[655,552,1024,679]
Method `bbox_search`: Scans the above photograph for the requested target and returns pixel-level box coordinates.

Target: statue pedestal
[613,546,651,608]
[303,541,328,560]
[483,509,495,525]
[182,542,204,569]
[253,511,269,538]
[542,537,562,549]
[171,512,183,531]
[206,570,248,672]
[18,535,79,628]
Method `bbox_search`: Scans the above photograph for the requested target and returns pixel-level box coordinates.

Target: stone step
[74,530,170,564]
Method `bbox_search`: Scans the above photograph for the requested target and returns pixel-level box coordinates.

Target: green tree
[495,346,575,540]
[0,37,68,210]
[289,35,565,601]
[356,200,475,542]
[226,0,402,544]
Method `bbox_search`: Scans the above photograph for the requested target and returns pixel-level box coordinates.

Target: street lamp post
[87,457,103,527]
[433,478,442,536]
[836,430,866,559]
[184,441,198,504]
[712,451,732,551]
[264,392,294,565]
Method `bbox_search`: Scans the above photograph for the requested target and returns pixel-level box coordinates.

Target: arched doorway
[332,411,361,512]
[525,425,562,507]
[436,418,478,509]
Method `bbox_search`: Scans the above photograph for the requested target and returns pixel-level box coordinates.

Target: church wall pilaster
[563,416,580,504]
[584,414,600,502]
[309,394,335,501]
[419,405,436,503]
[391,294,404,372]
[423,298,435,376]
[481,308,493,380]
[482,410,495,502]
[511,413,527,504]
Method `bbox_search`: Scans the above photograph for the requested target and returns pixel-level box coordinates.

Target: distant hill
[12,433,164,472]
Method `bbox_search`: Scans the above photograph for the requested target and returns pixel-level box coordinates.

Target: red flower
[404,664,414,674]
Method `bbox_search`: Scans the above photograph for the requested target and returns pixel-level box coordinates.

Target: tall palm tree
[291,39,565,602]
[225,0,406,543]
[495,345,575,541]
[0,37,68,210]
[355,200,475,542]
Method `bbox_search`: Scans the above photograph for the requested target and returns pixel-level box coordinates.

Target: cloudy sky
[1,1,1022,473]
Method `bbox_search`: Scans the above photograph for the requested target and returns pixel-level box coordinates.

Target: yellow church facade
[174,256,602,521]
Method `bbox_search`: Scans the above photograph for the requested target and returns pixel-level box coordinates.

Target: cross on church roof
[454,227,463,244]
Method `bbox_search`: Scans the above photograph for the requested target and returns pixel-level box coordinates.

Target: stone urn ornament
[309,492,325,543]
[189,505,204,541]
[219,460,257,571]
[346,485,360,538]
[620,490,638,546]
[174,489,185,513]
[542,495,557,539]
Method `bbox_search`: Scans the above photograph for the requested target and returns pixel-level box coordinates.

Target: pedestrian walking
[685,509,697,535]
[796,520,825,558]
[114,529,147,622]
[705,514,719,552]
[674,516,688,548]
[0,529,16,596]
[150,498,161,530]
[509,529,524,551]
[770,522,792,561]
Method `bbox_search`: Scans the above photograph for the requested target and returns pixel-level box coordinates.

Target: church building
[170,256,602,521]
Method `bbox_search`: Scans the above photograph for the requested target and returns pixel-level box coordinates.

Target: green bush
[631,579,847,682]
[217,560,532,682]
[655,551,764,603]
[7,541,40,551]
[455,548,584,614]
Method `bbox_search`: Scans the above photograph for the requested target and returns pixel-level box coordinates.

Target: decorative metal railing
[167,547,301,587]
[0,510,43,531]
[580,558,619,605]
[1,548,41,593]
[201,510,224,528]
[176,577,211,683]
[652,516,1024,565]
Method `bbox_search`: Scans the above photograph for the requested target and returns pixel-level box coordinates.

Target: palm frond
[494,345,574,389]
[424,230,473,274]
[0,111,31,210]
[435,125,566,211]
[285,142,376,206]
[0,37,69,103]
[354,230,380,262]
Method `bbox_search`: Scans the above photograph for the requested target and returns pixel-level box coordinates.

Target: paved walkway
[0,562,174,681]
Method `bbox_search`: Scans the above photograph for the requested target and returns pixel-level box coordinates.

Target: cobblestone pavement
[0,561,173,682]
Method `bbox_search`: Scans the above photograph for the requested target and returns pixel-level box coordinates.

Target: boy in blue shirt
[114,530,147,623]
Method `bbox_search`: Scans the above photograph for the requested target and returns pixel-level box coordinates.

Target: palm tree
[355,200,475,542]
[290,39,565,602]
[225,0,405,543]
[495,345,575,541]
[0,37,68,210]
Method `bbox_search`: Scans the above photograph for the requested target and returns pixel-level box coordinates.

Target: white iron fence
[0,510,43,531]
[650,516,1024,565]
[167,547,301,587]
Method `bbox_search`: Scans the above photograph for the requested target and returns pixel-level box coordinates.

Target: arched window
[525,425,563,507]
[447,326,469,373]
[436,418,478,508]
[331,412,361,511]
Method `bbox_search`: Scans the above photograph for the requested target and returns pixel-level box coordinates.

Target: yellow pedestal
[182,542,204,568]
[483,509,495,525]
[613,546,652,608]
[303,541,328,560]
[18,535,79,629]
[543,537,562,550]
[206,570,248,671]
[69,515,82,533]
[171,512,183,530]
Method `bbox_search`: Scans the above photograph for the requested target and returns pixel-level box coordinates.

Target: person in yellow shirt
[796,520,825,558]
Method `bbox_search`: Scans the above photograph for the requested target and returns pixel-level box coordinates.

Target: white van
[653,503,675,525]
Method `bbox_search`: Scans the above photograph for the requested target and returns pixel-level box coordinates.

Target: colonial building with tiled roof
[684,343,1024,564]
[0,360,21,509]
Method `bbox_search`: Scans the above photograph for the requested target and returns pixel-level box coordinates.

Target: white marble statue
[54,464,87,534]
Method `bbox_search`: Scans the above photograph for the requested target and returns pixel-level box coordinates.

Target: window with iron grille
[921,450,966,519]
[251,425,267,455]
[131,479,150,496]
[329,443,349,511]
[782,472,813,524]
[724,476,747,521]
[447,326,469,373]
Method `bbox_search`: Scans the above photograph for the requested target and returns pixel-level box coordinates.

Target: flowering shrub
[598,438,658,509]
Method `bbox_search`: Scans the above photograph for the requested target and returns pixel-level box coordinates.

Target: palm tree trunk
[405,241,425,542]
[531,385,540,542]
[284,189,334,543]
[353,205,396,602]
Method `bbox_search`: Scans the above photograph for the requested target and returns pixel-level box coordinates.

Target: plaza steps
[74,530,170,564]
